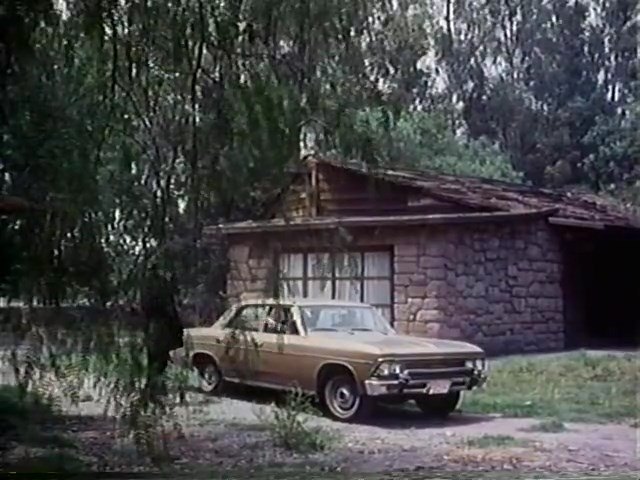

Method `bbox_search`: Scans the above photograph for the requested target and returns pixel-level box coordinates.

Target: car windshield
[300,305,394,335]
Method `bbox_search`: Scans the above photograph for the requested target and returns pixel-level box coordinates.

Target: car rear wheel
[321,374,372,422]
[415,392,461,418]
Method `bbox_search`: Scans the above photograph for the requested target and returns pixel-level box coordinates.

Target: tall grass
[463,352,639,423]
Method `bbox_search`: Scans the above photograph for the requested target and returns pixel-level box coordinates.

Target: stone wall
[392,220,564,354]
[226,243,276,304]
[223,219,565,354]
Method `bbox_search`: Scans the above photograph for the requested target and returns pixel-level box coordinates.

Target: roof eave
[208,207,559,236]
[548,216,640,231]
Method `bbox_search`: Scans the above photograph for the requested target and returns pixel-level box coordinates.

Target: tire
[415,392,461,418]
[195,359,224,394]
[320,374,373,422]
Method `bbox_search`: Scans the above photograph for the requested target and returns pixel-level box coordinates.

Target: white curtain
[279,253,304,299]
[335,279,362,301]
[364,251,390,277]
[335,252,362,278]
[308,279,332,299]
[363,251,392,322]
[308,252,331,278]
[278,251,392,321]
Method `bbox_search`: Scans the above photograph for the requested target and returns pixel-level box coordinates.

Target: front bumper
[364,368,488,397]
[169,347,188,367]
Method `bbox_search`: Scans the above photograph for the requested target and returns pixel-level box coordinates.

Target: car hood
[312,331,484,357]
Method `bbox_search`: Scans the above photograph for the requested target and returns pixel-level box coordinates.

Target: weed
[256,388,337,453]
[525,418,568,433]
[464,434,532,449]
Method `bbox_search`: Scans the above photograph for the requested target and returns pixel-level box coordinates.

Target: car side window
[225,305,269,332]
[263,305,299,335]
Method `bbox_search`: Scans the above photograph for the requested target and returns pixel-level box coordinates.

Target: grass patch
[524,418,568,433]
[463,352,639,423]
[463,434,532,449]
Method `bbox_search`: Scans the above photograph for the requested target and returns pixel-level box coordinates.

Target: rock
[396,244,419,257]
[229,245,250,262]
[416,310,444,323]
[395,261,418,274]
[428,268,447,280]
[425,281,447,296]
[419,256,446,268]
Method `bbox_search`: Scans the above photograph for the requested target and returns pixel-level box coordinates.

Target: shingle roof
[317,157,640,229]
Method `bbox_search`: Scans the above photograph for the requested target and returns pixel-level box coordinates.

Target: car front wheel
[196,361,224,394]
[321,374,372,422]
[415,392,461,418]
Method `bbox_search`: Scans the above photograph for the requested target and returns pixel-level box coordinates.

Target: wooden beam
[310,159,319,217]
[209,207,559,236]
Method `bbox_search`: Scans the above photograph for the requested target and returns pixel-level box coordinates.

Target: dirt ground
[2,348,637,474]
[60,388,639,475]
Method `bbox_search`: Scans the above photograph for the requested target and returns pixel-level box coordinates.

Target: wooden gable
[277,160,479,219]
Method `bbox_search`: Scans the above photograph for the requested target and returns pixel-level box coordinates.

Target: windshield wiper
[310,327,339,332]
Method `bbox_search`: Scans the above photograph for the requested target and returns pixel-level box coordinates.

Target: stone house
[204,157,640,354]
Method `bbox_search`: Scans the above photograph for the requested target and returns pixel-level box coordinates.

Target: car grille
[403,367,472,381]
[401,358,466,370]
[400,358,472,382]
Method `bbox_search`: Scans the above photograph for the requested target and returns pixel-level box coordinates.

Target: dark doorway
[562,227,640,349]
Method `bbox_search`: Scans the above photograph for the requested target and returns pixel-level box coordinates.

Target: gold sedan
[170,299,488,422]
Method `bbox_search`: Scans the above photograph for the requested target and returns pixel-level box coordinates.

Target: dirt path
[62,390,639,475]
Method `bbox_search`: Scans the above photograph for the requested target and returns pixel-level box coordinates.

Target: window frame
[224,303,301,335]
[224,304,269,332]
[275,247,394,324]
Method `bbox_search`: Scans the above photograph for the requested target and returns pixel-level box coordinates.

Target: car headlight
[373,361,404,378]
[465,358,488,371]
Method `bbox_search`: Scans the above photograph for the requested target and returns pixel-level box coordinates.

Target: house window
[277,250,393,323]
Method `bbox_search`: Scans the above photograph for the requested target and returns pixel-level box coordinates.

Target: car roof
[237,298,371,308]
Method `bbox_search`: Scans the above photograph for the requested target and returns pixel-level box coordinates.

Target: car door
[258,304,295,386]
[217,304,269,383]
[259,304,319,391]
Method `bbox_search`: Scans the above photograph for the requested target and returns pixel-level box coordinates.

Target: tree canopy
[1,0,638,306]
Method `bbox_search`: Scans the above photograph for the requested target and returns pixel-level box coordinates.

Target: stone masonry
[223,218,565,355]
[391,220,564,354]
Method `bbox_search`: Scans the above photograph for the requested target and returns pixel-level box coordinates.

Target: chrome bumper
[364,370,488,397]
[169,347,187,367]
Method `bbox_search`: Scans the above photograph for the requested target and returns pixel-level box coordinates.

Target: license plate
[428,380,451,394]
